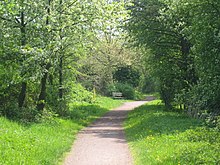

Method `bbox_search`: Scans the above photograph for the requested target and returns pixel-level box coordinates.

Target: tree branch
[155,41,180,50]
[25,15,39,25]
[0,16,14,22]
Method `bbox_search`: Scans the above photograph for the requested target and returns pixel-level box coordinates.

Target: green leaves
[125,0,220,115]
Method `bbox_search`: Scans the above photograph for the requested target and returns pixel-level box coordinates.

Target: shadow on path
[63,101,148,165]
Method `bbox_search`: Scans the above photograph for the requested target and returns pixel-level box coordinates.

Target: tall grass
[124,100,220,165]
[0,96,126,165]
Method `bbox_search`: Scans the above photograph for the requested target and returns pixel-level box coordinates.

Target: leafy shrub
[134,90,145,100]
[139,74,156,93]
[175,80,220,120]
[113,66,140,87]
[106,83,117,96]
[107,83,135,99]
[70,83,93,103]
[35,109,58,124]
[1,104,38,123]
[0,64,20,111]
[115,83,135,99]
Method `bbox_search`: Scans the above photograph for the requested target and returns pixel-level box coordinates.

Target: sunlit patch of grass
[145,92,160,98]
[0,117,81,165]
[124,100,220,165]
[95,96,127,109]
[0,96,127,165]
[68,96,127,126]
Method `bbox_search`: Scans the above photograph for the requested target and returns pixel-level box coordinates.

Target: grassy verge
[0,96,126,165]
[124,100,220,165]
[67,96,127,126]
[95,96,127,109]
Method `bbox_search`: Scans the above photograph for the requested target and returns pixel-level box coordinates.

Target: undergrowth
[124,100,220,165]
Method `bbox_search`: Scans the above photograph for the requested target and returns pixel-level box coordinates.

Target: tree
[0,0,108,117]
[0,0,46,109]
[36,0,100,111]
[163,0,220,115]
[125,0,197,108]
[113,66,140,87]
[78,0,133,94]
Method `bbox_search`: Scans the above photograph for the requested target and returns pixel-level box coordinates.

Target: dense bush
[139,74,156,93]
[115,83,135,99]
[106,83,117,96]
[69,83,94,103]
[113,66,140,87]
[107,82,147,100]
[134,90,145,100]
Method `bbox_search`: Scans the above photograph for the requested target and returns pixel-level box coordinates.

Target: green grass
[124,100,220,165]
[0,117,81,165]
[95,96,127,109]
[0,96,126,165]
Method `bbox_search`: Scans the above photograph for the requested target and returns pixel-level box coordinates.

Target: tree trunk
[180,37,197,85]
[37,64,50,111]
[36,0,51,111]
[59,56,63,99]
[180,37,190,85]
[180,37,197,112]
[18,82,27,107]
[58,0,63,99]
[18,11,27,108]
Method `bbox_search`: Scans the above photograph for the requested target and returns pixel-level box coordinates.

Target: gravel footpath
[63,101,149,165]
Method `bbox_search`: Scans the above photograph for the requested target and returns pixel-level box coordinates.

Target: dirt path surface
[63,101,148,165]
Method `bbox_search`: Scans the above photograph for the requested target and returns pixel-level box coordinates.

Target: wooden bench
[112,92,123,99]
